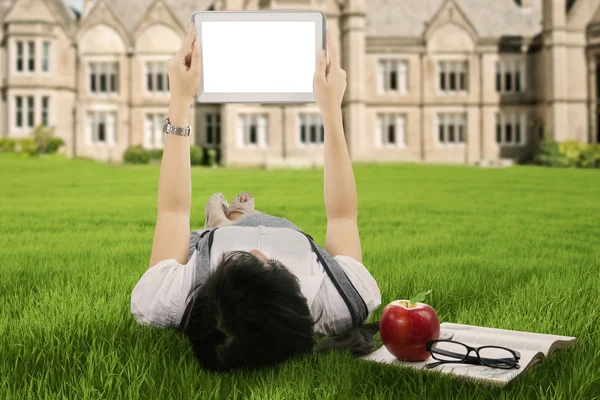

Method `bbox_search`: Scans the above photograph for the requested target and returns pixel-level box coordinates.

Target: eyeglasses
[425,340,521,370]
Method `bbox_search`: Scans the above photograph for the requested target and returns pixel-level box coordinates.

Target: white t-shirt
[130,226,381,335]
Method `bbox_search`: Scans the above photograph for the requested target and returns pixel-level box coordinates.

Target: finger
[314,49,327,81]
[326,29,339,69]
[190,40,202,72]
[325,30,331,74]
[177,24,196,58]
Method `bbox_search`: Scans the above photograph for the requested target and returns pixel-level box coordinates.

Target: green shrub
[536,139,600,168]
[0,138,17,153]
[207,148,218,166]
[580,144,600,168]
[190,145,203,166]
[123,145,150,164]
[148,148,164,161]
[47,138,64,154]
[3,125,66,156]
[32,125,56,154]
[535,139,569,167]
[558,140,587,167]
[17,138,39,156]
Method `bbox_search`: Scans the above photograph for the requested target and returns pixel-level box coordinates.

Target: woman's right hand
[313,30,347,116]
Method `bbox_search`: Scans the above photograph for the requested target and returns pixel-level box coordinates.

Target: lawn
[1,154,599,399]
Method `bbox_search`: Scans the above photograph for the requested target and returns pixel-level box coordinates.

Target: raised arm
[313,30,362,263]
[149,24,201,268]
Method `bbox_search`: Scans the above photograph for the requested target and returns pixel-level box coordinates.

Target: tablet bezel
[191,11,325,104]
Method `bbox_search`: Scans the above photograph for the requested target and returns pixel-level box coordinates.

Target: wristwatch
[163,118,191,137]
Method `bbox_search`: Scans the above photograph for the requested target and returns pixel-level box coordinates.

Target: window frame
[15,96,23,129]
[16,41,24,73]
[437,60,469,95]
[144,113,167,149]
[496,58,527,94]
[14,39,38,75]
[86,110,117,145]
[375,113,406,148]
[88,62,119,96]
[26,96,35,129]
[238,114,268,149]
[42,41,51,73]
[205,112,222,147]
[27,41,35,73]
[145,60,170,96]
[298,113,325,147]
[378,59,408,94]
[41,96,50,126]
[495,112,527,146]
[436,113,467,146]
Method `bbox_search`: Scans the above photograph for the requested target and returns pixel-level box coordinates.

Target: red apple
[380,300,440,361]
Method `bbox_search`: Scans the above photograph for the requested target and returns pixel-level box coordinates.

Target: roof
[366,0,544,38]
[0,1,10,20]
[84,0,214,33]
[0,0,546,39]
[0,0,76,30]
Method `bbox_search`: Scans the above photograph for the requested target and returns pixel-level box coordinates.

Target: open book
[360,322,576,386]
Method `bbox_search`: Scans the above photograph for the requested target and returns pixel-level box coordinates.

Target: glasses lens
[477,346,517,368]
[430,341,469,362]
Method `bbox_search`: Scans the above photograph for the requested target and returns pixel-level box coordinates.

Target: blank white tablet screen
[201,21,316,93]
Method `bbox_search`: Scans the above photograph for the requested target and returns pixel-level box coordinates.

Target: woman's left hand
[168,23,202,106]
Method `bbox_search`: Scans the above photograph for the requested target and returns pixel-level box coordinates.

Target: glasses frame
[425,339,521,370]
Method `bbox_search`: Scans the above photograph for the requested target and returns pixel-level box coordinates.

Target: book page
[441,323,576,356]
[360,344,542,385]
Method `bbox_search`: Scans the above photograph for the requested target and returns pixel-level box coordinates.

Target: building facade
[0,0,594,166]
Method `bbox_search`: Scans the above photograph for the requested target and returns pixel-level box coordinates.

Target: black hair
[177,251,379,371]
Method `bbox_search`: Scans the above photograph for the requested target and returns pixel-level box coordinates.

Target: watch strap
[163,118,191,137]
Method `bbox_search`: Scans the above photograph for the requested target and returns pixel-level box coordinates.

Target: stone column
[220,104,238,166]
[340,0,366,161]
[588,54,596,143]
[542,0,568,141]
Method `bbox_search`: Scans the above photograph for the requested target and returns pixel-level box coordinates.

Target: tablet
[191,11,326,104]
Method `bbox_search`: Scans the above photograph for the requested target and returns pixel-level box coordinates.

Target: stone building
[0,0,592,166]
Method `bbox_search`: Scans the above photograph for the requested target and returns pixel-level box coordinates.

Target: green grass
[1,153,599,399]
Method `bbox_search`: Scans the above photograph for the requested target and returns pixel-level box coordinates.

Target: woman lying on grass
[131,24,381,371]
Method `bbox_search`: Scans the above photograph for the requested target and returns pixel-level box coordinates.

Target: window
[378,60,408,93]
[27,96,34,128]
[16,42,24,72]
[41,96,50,126]
[146,61,169,94]
[87,111,116,144]
[205,113,221,146]
[15,97,23,128]
[14,96,35,129]
[27,41,35,72]
[42,42,51,72]
[238,114,268,148]
[144,113,166,149]
[496,112,527,145]
[299,113,324,145]
[439,61,468,93]
[89,63,119,94]
[376,114,406,147]
[437,113,466,145]
[496,60,526,93]
[15,40,37,73]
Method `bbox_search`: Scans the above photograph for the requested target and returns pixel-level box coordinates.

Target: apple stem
[401,300,415,308]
